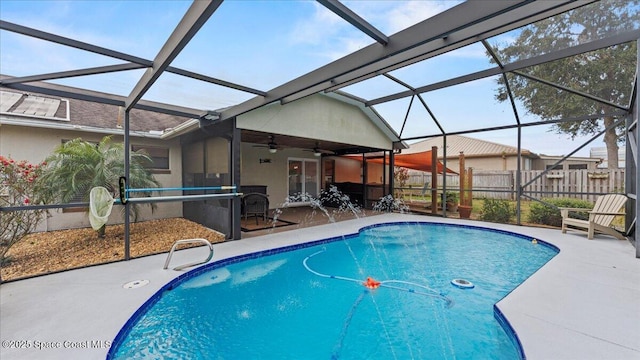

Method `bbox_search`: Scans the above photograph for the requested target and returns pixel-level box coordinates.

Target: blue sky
[0,0,623,157]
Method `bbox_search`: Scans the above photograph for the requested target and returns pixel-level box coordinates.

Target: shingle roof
[1,89,193,133]
[404,135,536,158]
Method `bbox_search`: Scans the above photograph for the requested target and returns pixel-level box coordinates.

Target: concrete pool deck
[1,213,639,359]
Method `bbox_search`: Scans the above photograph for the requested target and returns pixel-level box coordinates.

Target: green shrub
[527,198,593,227]
[479,198,514,223]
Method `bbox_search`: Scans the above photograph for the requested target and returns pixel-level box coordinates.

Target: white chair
[560,194,627,240]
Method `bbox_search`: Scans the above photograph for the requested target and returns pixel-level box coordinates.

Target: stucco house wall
[241,143,322,208]
[532,156,601,170]
[237,94,393,151]
[441,155,532,172]
[0,124,183,231]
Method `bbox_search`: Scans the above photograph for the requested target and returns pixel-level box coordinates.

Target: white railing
[163,238,214,271]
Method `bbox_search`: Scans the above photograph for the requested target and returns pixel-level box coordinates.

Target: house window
[568,164,587,170]
[545,164,562,170]
[132,145,170,173]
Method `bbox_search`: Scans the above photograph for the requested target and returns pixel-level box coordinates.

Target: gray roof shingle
[1,89,194,133]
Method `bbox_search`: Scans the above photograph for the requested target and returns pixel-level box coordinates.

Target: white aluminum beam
[482,39,522,125]
[317,0,388,45]
[125,0,223,110]
[324,1,596,93]
[366,30,640,106]
[1,19,266,98]
[513,70,628,111]
[0,77,202,118]
[0,20,152,66]
[0,63,146,85]
[625,40,640,258]
[166,66,266,97]
[220,0,589,121]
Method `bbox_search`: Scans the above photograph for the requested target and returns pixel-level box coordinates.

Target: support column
[516,126,522,225]
[633,40,639,258]
[431,146,438,214]
[124,109,131,260]
[389,150,395,201]
[230,119,241,240]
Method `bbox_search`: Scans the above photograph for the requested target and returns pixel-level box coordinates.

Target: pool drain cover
[123,279,150,289]
[451,279,474,289]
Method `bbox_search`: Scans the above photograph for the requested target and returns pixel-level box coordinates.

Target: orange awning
[345,150,457,174]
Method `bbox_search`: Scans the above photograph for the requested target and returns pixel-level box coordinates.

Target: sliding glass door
[288,158,319,202]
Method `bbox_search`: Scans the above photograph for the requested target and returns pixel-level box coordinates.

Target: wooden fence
[405,169,625,202]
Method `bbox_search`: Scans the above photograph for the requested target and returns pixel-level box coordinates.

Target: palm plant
[38,136,160,237]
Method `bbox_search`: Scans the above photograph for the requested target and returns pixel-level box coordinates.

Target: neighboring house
[399,135,608,201]
[533,155,602,171]
[404,135,539,171]
[1,87,403,238]
[404,135,601,171]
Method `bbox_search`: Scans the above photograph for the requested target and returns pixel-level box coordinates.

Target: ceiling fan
[252,135,281,153]
[304,141,335,157]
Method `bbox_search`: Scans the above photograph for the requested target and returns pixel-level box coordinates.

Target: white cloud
[289,3,345,46]
[319,36,375,62]
[386,1,459,34]
[290,1,465,63]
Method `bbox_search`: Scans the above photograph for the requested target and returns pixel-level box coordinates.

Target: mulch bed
[1,218,225,282]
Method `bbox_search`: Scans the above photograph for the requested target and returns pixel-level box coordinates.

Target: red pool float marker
[363,277,381,289]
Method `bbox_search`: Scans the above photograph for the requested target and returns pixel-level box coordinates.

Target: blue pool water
[109,222,558,359]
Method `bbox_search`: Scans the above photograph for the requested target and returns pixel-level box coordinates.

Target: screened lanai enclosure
[1,0,639,265]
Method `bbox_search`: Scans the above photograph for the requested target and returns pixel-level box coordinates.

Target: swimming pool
[108,222,558,359]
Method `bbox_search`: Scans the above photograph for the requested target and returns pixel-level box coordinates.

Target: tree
[492,1,639,168]
[37,136,160,237]
[0,156,47,281]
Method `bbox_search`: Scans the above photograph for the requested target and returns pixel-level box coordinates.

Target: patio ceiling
[241,129,381,155]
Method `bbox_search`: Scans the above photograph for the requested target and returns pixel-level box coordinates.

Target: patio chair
[242,193,269,225]
[560,194,627,240]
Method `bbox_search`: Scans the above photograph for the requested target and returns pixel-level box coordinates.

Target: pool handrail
[163,238,214,271]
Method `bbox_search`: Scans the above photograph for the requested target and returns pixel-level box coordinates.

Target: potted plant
[458,203,472,218]
[441,191,459,212]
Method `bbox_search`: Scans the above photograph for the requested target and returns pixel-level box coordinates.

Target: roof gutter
[1,116,164,139]
[160,118,200,139]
